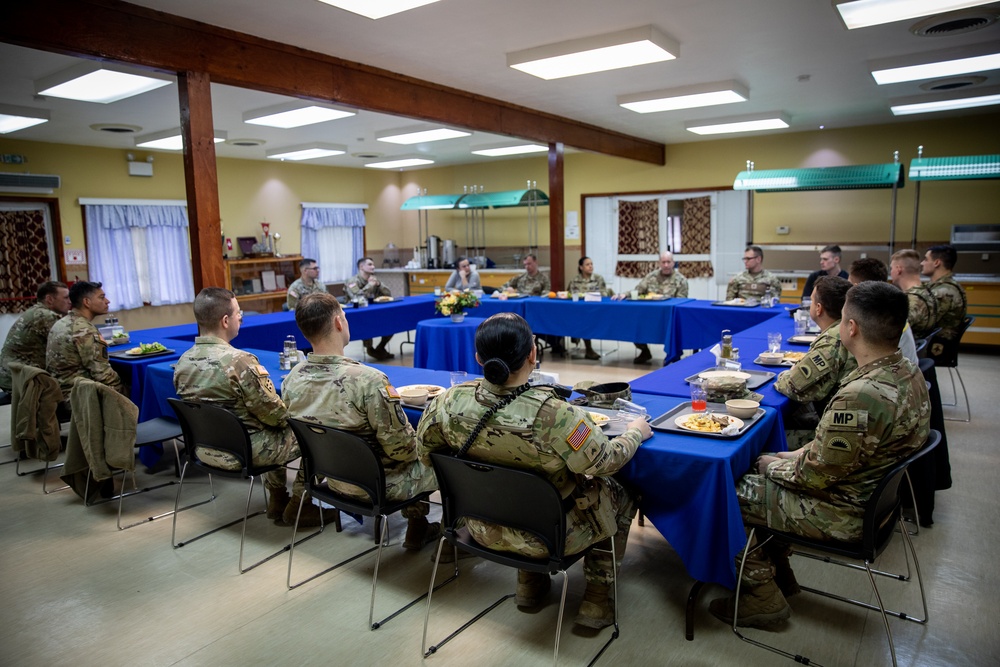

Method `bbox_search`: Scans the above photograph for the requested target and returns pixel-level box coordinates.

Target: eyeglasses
[742,256,760,262]
[237,310,244,318]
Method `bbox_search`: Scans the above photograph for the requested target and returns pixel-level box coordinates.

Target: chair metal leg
[902,470,919,536]
[943,366,970,422]
[42,459,69,494]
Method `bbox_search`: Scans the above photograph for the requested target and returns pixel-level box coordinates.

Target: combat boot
[765,543,801,598]
[515,570,551,608]
[709,579,791,627]
[633,345,652,365]
[574,582,615,629]
[402,516,441,551]
[266,486,290,520]
[278,494,339,528]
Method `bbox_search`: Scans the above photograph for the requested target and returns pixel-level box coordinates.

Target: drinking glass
[767,332,782,353]
[689,382,707,413]
[612,397,647,422]
[794,313,808,336]
[449,371,468,387]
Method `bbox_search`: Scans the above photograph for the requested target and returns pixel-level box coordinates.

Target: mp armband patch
[828,408,867,431]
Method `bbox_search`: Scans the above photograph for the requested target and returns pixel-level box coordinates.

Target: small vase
[450,312,465,323]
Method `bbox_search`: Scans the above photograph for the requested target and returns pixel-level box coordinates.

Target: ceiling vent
[227,138,265,147]
[90,123,142,134]
[920,75,987,91]
[0,172,61,193]
[911,9,999,37]
[352,151,384,159]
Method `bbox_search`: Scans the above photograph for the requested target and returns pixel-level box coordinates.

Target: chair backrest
[862,429,941,558]
[167,398,253,471]
[429,451,567,565]
[913,337,928,358]
[932,316,974,368]
[287,418,385,507]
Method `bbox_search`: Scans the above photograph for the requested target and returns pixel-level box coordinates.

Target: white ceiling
[3,0,1000,169]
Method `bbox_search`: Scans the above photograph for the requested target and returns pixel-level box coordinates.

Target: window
[299,203,367,282]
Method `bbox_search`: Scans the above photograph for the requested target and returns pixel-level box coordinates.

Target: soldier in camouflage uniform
[0,281,70,392]
[711,281,930,628]
[920,244,968,358]
[173,287,331,528]
[46,281,124,400]
[890,249,938,338]
[345,257,394,360]
[726,245,783,301]
[285,257,326,310]
[502,254,564,355]
[775,276,857,449]
[615,251,689,365]
[567,256,614,360]
[282,292,439,550]
[417,312,652,629]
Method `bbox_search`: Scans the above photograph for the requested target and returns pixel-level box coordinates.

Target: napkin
[584,291,602,302]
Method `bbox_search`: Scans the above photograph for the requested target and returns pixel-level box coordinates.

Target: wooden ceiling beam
[2,0,665,166]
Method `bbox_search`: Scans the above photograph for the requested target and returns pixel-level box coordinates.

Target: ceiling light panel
[36,62,172,103]
[266,143,347,160]
[871,48,1000,85]
[315,0,441,19]
[619,80,748,113]
[507,25,679,80]
[686,113,790,136]
[890,87,1000,115]
[833,0,997,30]
[376,126,471,144]
[0,104,50,134]
[364,157,435,169]
[471,143,549,157]
[136,129,227,150]
[243,102,355,128]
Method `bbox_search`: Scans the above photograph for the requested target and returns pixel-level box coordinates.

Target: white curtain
[83,201,195,310]
[300,204,366,282]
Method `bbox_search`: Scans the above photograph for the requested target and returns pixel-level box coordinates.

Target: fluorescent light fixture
[364,157,435,169]
[686,112,790,136]
[315,0,441,20]
[507,25,678,80]
[0,104,50,134]
[243,102,355,128]
[35,62,172,104]
[890,87,1000,115]
[833,0,997,29]
[619,80,749,113]
[871,43,1000,84]
[376,125,471,144]
[471,143,549,157]
[135,128,227,151]
[266,143,347,160]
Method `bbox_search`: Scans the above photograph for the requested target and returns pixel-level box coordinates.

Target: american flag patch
[566,420,591,451]
[385,384,399,399]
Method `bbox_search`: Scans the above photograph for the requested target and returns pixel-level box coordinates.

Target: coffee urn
[426,235,441,269]
[442,239,458,267]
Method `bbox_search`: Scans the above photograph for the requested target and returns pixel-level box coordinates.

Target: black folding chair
[730,429,941,667]
[931,316,973,422]
[423,452,619,667]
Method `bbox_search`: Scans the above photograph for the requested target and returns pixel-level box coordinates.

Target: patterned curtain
[617,200,659,255]
[0,209,50,314]
[680,196,714,278]
[615,260,659,279]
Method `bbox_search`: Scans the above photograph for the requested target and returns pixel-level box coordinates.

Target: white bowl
[725,399,759,419]
[399,387,429,406]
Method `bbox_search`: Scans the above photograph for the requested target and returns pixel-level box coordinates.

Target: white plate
[698,370,752,381]
[396,384,445,398]
[588,411,611,427]
[788,334,819,345]
[674,413,744,433]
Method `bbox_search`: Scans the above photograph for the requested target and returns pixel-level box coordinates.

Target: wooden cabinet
[225,255,302,314]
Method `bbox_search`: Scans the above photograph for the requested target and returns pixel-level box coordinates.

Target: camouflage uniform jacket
[726,269,783,301]
[285,278,327,310]
[775,321,857,414]
[282,353,435,500]
[344,271,390,301]
[0,303,62,391]
[566,272,612,297]
[45,311,123,400]
[634,269,689,298]
[904,284,938,339]
[759,351,930,541]
[417,379,642,556]
[927,273,967,342]
[501,270,550,296]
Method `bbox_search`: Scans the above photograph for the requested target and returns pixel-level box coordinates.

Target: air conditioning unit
[0,172,61,194]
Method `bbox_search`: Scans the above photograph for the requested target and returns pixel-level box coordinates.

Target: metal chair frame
[932,317,973,422]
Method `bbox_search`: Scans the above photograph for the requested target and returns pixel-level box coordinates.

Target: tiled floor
[1,338,997,666]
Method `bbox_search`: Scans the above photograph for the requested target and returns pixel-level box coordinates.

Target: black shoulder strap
[456,383,532,458]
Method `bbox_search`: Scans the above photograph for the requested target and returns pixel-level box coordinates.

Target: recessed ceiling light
[243,102,355,128]
[35,62,172,104]
[833,0,997,30]
[471,143,549,157]
[507,25,678,80]
[890,87,1000,114]
[376,125,471,144]
[266,143,347,160]
[314,0,441,20]
[685,113,790,136]
[618,80,748,113]
[0,104,50,134]
[364,157,435,169]
[870,44,1000,84]
[135,128,227,150]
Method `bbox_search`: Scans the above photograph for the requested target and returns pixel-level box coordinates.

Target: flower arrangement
[435,290,480,317]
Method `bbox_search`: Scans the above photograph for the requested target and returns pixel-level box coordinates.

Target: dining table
[413,316,486,374]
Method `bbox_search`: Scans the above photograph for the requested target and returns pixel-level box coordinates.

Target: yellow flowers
[434,289,480,317]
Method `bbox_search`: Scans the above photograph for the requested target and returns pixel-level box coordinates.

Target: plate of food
[698,370,752,381]
[373,295,394,303]
[396,384,445,398]
[755,351,806,366]
[788,334,819,345]
[674,412,744,433]
[124,342,173,357]
[588,411,612,428]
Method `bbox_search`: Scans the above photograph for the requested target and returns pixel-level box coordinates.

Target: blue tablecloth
[619,392,785,588]
[414,316,485,373]
[474,298,527,318]
[109,340,192,406]
[671,301,786,351]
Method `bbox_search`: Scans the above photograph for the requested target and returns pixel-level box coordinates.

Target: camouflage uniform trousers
[195,425,304,496]
[328,458,436,520]
[470,476,635,586]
